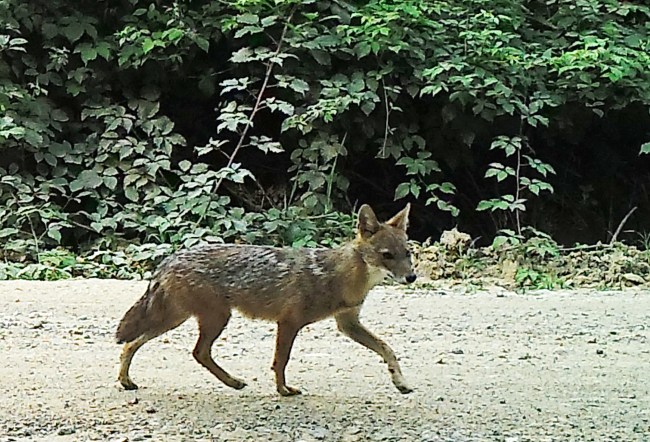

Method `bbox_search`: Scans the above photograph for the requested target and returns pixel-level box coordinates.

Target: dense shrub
[1,0,649,269]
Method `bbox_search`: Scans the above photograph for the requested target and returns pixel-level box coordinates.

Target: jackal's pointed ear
[357,204,380,238]
[386,203,410,231]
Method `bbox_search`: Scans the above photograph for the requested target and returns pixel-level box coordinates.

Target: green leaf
[0,126,25,138]
[485,168,500,178]
[237,13,259,25]
[640,142,650,155]
[73,173,104,192]
[103,176,118,190]
[394,182,410,200]
[64,23,84,43]
[43,153,57,167]
[125,187,139,202]
[360,101,375,116]
[164,28,184,42]
[234,26,264,38]
[624,34,641,48]
[0,228,18,238]
[261,15,277,28]
[354,42,371,58]
[492,235,508,249]
[410,182,420,198]
[311,50,331,66]
[277,101,294,115]
[303,193,318,208]
[80,46,97,63]
[69,179,83,192]
[179,160,192,172]
[47,228,62,243]
[51,109,69,122]
[142,38,155,54]
[195,37,209,52]
[230,47,254,63]
[440,182,456,194]
[42,23,58,39]
[77,170,103,188]
[289,79,310,95]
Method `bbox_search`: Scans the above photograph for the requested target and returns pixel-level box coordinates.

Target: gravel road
[0,280,648,441]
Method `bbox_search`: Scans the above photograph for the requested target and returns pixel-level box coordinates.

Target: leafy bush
[1,0,649,279]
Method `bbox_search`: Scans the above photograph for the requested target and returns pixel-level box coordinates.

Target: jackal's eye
[382,251,394,260]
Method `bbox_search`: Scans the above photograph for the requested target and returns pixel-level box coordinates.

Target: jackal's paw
[119,378,139,391]
[278,385,302,396]
[228,378,247,390]
[396,383,414,394]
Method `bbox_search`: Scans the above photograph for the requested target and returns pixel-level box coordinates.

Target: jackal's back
[155,243,367,321]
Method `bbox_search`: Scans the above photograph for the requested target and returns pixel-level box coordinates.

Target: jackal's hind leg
[193,312,246,390]
[118,312,188,390]
[118,336,148,390]
[335,308,413,394]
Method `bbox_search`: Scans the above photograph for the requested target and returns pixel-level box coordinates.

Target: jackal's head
[355,204,417,285]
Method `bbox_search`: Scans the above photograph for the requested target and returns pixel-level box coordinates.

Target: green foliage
[1,0,649,279]
[478,134,556,233]
[515,266,565,290]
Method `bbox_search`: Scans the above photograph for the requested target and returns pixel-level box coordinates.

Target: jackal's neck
[340,240,387,292]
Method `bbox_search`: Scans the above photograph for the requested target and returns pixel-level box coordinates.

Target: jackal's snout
[405,273,417,284]
[389,256,416,284]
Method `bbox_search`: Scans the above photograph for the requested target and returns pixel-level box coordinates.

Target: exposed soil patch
[1,280,648,441]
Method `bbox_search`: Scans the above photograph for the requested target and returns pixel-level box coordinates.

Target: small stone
[622,273,645,284]
[57,426,76,435]
[310,426,329,440]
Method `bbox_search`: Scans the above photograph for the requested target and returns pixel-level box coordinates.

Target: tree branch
[198,11,294,224]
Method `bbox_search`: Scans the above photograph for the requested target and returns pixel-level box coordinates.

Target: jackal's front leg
[335,308,413,394]
[272,321,303,396]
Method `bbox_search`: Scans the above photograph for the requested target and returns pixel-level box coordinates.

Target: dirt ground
[0,280,648,442]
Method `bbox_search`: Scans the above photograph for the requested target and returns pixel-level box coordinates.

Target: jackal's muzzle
[405,273,417,284]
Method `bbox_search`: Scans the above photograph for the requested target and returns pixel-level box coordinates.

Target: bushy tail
[116,282,164,344]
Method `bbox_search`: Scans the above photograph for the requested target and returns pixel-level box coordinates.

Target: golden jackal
[116,204,416,396]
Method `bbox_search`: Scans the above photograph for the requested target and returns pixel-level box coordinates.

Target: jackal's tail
[116,282,168,344]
